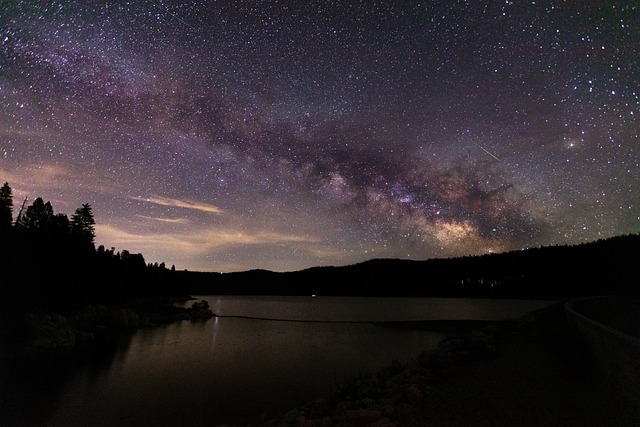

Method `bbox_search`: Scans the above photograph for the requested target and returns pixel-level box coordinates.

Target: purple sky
[1,1,638,272]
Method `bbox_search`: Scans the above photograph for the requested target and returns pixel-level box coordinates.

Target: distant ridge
[181,233,640,299]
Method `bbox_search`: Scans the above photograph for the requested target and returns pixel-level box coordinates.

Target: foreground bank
[250,302,639,427]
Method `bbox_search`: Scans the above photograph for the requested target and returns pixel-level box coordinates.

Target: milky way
[1,1,638,272]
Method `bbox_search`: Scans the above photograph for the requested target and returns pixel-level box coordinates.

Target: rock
[380,403,394,418]
[403,384,425,404]
[112,308,140,328]
[190,300,210,311]
[342,408,382,426]
[304,399,330,420]
[368,418,396,427]
[394,402,416,418]
[75,331,95,342]
[73,305,112,331]
[187,300,215,320]
[280,409,306,425]
[26,311,76,349]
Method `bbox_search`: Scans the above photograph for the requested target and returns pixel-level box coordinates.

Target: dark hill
[181,233,640,298]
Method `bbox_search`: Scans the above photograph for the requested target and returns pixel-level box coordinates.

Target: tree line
[0,182,183,312]
[2,181,637,307]
[1,182,96,248]
[181,233,640,299]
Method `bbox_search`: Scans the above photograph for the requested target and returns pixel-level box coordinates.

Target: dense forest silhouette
[182,233,639,298]
[0,182,182,312]
[1,181,638,315]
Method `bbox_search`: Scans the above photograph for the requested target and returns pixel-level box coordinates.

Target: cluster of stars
[0,1,638,272]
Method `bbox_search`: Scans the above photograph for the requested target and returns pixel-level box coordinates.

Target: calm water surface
[0,296,554,426]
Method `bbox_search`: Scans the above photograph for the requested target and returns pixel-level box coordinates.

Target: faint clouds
[94,223,320,262]
[95,224,202,256]
[28,164,70,179]
[141,196,223,214]
[135,215,190,224]
[3,163,72,190]
[200,229,318,247]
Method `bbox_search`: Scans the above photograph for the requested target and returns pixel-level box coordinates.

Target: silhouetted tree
[1,182,189,308]
[15,197,54,230]
[13,195,28,227]
[0,182,12,234]
[70,203,96,246]
[128,253,146,269]
[52,213,70,233]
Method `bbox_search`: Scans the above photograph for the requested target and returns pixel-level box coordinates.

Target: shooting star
[151,4,199,32]
[474,142,500,161]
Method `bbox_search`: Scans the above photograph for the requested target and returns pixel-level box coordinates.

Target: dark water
[0,296,554,426]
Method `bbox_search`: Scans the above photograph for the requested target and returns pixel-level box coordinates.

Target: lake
[0,296,555,426]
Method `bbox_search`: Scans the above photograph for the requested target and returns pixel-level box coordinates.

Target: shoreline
[2,299,637,426]
[0,296,214,353]
[247,302,639,427]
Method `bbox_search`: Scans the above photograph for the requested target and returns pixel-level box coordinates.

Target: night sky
[1,1,638,272]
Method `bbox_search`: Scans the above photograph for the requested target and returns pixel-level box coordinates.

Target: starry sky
[1,1,638,273]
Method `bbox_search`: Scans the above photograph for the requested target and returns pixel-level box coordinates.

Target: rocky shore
[240,302,638,427]
[0,297,214,351]
[250,318,523,427]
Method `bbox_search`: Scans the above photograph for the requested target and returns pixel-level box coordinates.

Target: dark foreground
[249,302,639,427]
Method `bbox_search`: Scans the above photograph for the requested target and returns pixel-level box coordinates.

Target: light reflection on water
[0,297,555,426]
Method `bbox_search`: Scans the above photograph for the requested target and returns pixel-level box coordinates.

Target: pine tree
[15,197,54,230]
[70,203,96,246]
[0,182,12,234]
